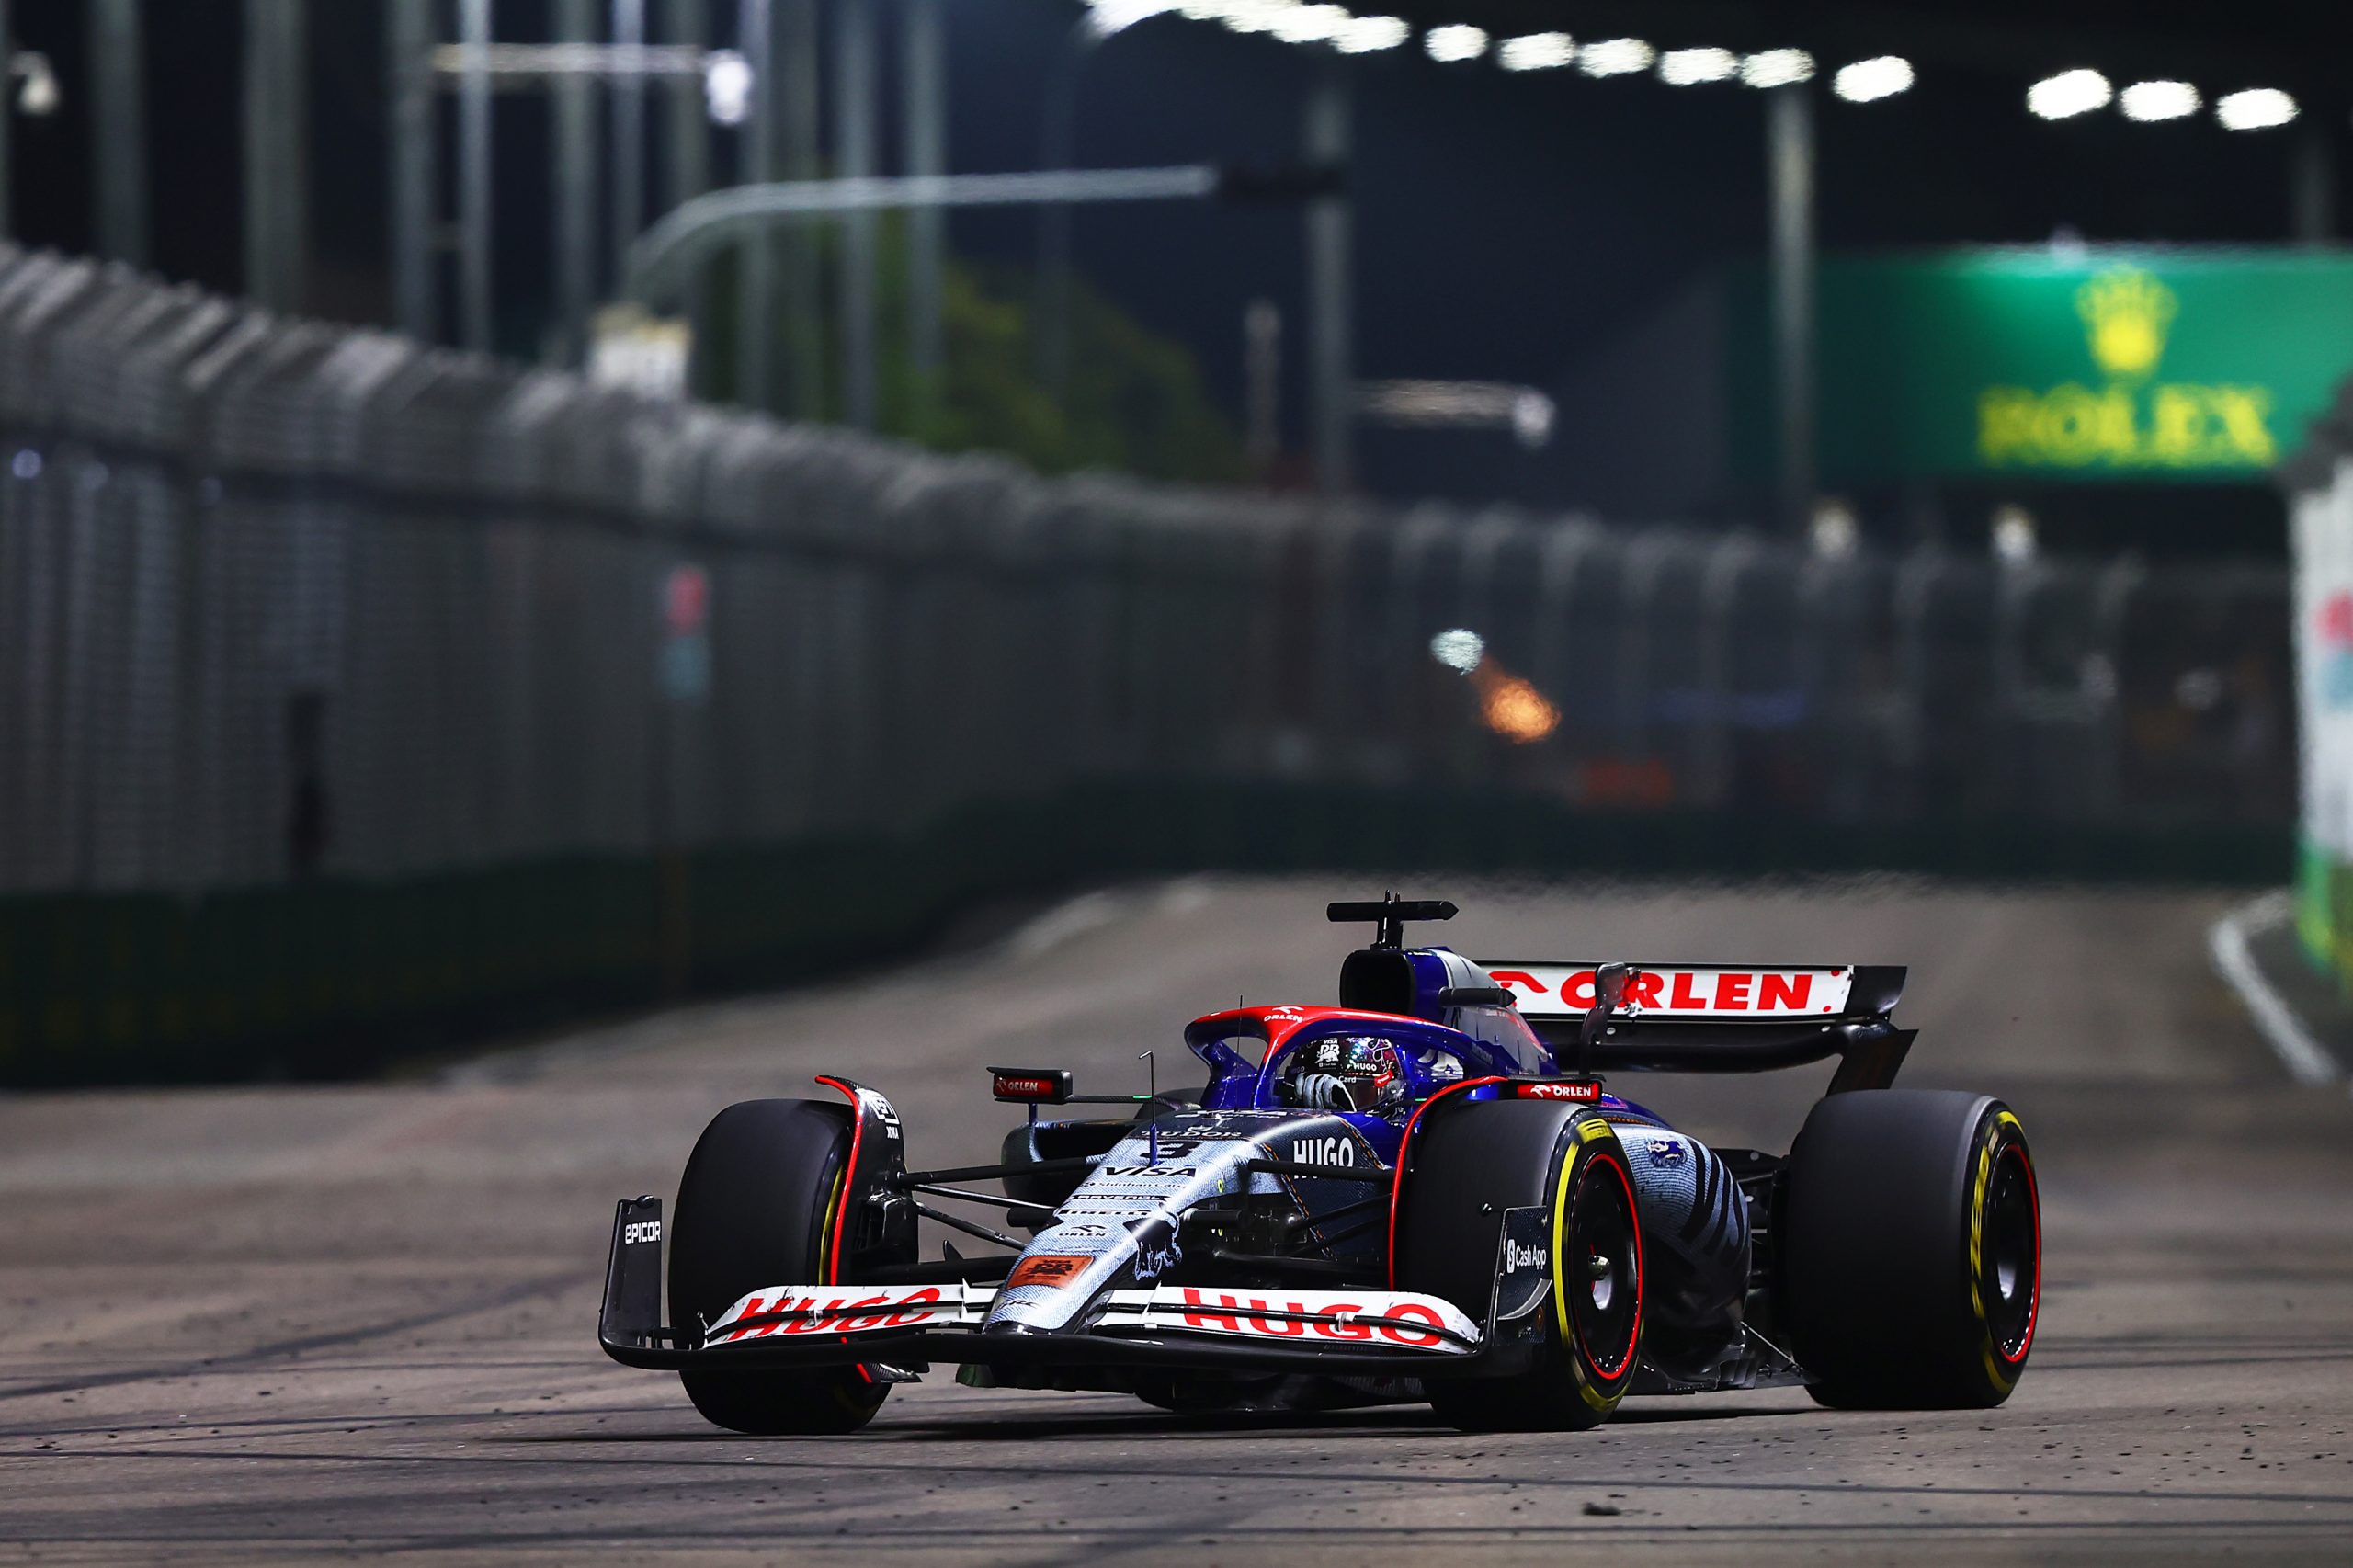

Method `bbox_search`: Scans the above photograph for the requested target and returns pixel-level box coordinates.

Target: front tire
[1780,1089,2041,1410]
[1394,1099,1643,1432]
[669,1098,890,1435]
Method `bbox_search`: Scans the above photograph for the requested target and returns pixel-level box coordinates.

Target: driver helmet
[1290,1035,1405,1119]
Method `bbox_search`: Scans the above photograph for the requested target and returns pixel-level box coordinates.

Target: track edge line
[2208,889,2341,1087]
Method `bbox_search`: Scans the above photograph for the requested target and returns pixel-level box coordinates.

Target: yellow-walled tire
[1781,1090,2040,1410]
[1394,1097,1643,1432]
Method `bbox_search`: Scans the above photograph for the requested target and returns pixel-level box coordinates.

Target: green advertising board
[1736,249,2353,487]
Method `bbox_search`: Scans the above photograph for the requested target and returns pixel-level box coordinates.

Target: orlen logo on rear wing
[1480,964,1855,1019]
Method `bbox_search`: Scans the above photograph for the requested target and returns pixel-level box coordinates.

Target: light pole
[1303,53,1351,494]
[2294,122,2336,244]
[626,165,1223,308]
[1244,299,1281,476]
[1768,81,1817,538]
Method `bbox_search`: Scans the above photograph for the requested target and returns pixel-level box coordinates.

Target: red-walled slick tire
[668,1098,889,1435]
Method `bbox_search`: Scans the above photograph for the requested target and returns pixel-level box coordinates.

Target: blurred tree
[700,221,1244,485]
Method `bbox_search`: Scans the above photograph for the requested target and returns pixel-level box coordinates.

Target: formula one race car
[597,896,2040,1433]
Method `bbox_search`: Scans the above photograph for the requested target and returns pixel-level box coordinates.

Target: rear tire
[669,1098,890,1435]
[1780,1089,2040,1410]
[1395,1099,1643,1432]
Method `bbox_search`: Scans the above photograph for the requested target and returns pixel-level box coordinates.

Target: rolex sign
[1976,269,2278,471]
[1756,250,2353,486]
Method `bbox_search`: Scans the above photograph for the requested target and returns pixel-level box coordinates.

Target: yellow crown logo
[2075,267,2177,380]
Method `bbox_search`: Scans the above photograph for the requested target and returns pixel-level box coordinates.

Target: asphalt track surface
[5,876,2353,1565]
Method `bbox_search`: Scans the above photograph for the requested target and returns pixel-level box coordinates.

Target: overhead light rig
[1090,0,2313,132]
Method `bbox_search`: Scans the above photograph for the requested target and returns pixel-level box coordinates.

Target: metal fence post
[835,0,879,429]
[243,0,308,312]
[90,0,150,267]
[388,0,438,341]
[904,0,948,422]
[665,0,711,394]
[459,0,494,351]
[551,0,600,366]
[0,0,13,241]
[737,0,777,410]
[781,0,824,418]
[612,0,649,287]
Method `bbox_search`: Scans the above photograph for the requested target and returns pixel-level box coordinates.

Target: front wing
[597,1196,1550,1381]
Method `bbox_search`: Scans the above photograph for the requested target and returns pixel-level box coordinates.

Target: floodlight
[2216,87,2297,131]
[15,53,61,118]
[702,51,751,126]
[1333,15,1407,52]
[2027,68,2111,119]
[1089,0,1181,36]
[1832,56,1913,103]
[1740,49,1813,89]
[1219,0,1285,36]
[1497,32,1574,72]
[1213,0,1289,34]
[1658,47,1736,86]
[1578,38,1654,77]
[1425,24,1488,62]
[1270,4,1349,44]
[2117,80,2199,122]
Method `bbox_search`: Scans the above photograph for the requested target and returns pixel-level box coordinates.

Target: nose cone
[984,1244,1109,1335]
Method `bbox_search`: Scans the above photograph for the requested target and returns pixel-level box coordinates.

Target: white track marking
[2207,890,2340,1086]
[1006,890,1128,961]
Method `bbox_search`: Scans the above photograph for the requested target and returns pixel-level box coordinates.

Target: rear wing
[1477,961,1912,1091]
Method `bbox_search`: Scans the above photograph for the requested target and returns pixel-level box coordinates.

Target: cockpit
[1271,1031,1467,1122]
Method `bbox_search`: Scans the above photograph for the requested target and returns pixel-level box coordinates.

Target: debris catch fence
[0,250,2291,1080]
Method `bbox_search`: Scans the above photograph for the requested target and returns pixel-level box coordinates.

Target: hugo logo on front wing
[1172,1289,1448,1347]
[717,1288,949,1340]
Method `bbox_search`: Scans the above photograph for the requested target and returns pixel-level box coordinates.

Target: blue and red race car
[598,896,2040,1432]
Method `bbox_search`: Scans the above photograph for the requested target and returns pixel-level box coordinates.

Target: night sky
[3,0,2335,540]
